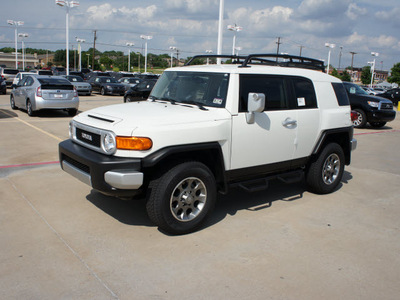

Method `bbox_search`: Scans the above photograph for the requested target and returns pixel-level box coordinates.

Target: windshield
[150,71,229,108]
[67,76,84,82]
[344,83,368,95]
[100,77,117,83]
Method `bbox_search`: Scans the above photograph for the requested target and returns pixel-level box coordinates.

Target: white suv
[59,54,357,234]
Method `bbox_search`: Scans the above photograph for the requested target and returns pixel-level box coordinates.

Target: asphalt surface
[1,91,399,300]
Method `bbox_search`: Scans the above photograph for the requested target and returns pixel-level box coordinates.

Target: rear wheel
[126,95,134,102]
[306,143,345,194]
[27,100,34,116]
[10,95,17,110]
[146,161,217,235]
[353,108,367,128]
[67,108,77,116]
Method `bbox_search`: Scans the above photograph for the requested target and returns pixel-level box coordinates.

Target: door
[231,75,297,170]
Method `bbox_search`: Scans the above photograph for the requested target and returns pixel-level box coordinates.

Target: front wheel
[306,143,345,194]
[146,161,217,235]
[100,87,106,95]
[353,108,367,128]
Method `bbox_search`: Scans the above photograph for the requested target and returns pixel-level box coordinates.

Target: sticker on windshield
[213,98,223,105]
[297,97,306,106]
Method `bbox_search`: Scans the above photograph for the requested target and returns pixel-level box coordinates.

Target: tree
[340,70,351,82]
[361,66,372,85]
[388,63,400,85]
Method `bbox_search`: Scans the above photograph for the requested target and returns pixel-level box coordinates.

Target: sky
[1,0,400,71]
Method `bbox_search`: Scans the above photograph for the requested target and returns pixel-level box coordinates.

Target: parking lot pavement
[1,92,400,299]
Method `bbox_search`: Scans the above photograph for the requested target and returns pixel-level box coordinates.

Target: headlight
[367,101,379,108]
[69,121,75,139]
[103,132,116,154]
[1,81,5,85]
[106,85,112,90]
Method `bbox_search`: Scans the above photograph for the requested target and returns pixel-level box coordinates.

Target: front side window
[150,71,230,108]
[239,75,289,112]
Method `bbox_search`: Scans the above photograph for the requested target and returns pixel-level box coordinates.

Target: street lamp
[325,42,335,74]
[169,46,177,68]
[7,20,24,69]
[126,42,135,72]
[205,50,213,65]
[370,52,379,87]
[18,33,29,70]
[234,46,242,56]
[76,37,85,72]
[86,53,90,68]
[55,0,80,76]
[140,35,152,73]
[227,24,243,56]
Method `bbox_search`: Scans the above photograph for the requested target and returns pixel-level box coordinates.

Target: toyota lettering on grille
[81,132,93,141]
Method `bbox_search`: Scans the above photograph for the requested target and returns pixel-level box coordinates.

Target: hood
[74,100,232,135]
[353,93,392,103]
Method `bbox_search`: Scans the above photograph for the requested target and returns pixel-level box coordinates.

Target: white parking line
[1,110,63,142]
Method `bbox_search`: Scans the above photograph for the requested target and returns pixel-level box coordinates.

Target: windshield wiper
[181,101,208,111]
[151,96,177,105]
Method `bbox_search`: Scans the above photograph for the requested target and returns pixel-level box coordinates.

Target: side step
[231,170,304,193]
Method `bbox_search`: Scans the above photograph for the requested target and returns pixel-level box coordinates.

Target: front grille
[63,155,90,174]
[76,127,101,147]
[380,102,393,110]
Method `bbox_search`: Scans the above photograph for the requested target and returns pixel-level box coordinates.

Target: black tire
[27,100,35,116]
[369,122,386,128]
[146,161,217,235]
[306,143,345,194]
[353,108,367,128]
[67,108,77,116]
[10,95,17,110]
[100,87,106,95]
[126,96,134,102]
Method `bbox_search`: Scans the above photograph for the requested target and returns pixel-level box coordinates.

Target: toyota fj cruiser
[59,54,357,234]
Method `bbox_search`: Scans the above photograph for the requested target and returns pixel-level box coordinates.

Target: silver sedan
[10,75,79,116]
[63,75,92,96]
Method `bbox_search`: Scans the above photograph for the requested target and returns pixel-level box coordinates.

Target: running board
[231,170,304,193]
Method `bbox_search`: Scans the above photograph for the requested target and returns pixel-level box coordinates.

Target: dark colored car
[86,71,111,81]
[377,88,400,106]
[88,76,126,95]
[123,79,157,102]
[343,82,396,128]
[0,77,6,94]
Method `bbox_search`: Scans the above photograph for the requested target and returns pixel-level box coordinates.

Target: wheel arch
[312,127,353,166]
[142,142,228,194]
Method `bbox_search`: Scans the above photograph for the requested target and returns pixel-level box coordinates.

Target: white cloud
[346,3,367,20]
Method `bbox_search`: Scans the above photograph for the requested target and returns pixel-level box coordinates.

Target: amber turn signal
[116,136,153,150]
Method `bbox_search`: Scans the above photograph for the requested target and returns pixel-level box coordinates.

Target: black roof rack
[185,53,325,72]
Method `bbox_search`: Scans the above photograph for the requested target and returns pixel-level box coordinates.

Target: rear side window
[292,78,317,109]
[4,69,19,75]
[332,83,350,106]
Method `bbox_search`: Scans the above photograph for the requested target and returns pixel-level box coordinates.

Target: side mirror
[246,92,265,124]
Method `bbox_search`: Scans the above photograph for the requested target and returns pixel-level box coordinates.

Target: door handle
[282,118,297,127]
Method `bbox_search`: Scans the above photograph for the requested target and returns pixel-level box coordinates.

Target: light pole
[234,46,242,56]
[205,50,213,65]
[55,0,80,76]
[7,20,24,69]
[227,24,243,56]
[18,33,29,70]
[325,43,335,74]
[76,38,85,72]
[140,35,152,73]
[86,53,90,69]
[338,46,343,70]
[126,42,134,72]
[217,0,224,64]
[137,52,141,73]
[169,46,177,68]
[370,52,379,87]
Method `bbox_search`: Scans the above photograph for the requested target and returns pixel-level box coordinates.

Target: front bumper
[59,139,143,197]
[367,110,396,123]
